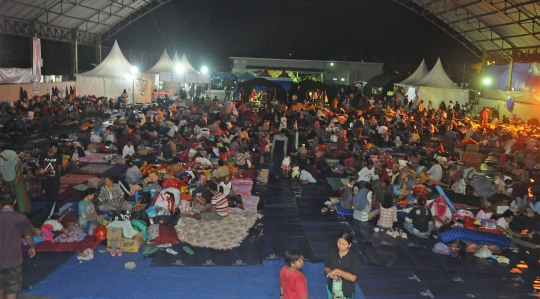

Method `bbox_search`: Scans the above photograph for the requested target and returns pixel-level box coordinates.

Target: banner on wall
[32,37,42,94]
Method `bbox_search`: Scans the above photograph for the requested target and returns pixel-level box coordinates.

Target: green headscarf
[0,150,19,182]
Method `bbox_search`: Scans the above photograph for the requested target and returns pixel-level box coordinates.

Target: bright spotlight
[130,66,139,74]
[201,66,208,74]
[330,62,334,66]
[175,64,184,73]
[483,78,492,85]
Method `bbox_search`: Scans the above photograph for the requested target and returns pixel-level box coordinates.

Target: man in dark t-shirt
[39,141,63,217]
[0,193,35,297]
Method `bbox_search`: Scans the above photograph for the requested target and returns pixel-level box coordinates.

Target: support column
[507,49,516,91]
[71,29,78,77]
[95,35,102,64]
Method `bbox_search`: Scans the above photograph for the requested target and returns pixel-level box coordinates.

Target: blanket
[175,213,262,250]
[472,177,498,199]
[52,225,86,243]
[327,177,348,190]
[60,174,94,185]
[80,164,115,174]
[229,196,260,214]
[78,151,110,164]
[438,228,511,249]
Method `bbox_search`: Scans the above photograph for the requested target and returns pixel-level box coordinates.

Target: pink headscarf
[434,195,449,219]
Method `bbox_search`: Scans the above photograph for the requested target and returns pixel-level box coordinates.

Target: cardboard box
[121,232,142,253]
[107,226,123,240]
[465,144,479,153]
[88,143,101,153]
[107,226,123,249]
[137,147,151,156]
[115,157,127,164]
[87,177,105,188]
[107,238,121,249]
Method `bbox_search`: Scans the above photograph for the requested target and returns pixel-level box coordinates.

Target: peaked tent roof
[145,49,175,73]
[79,40,134,79]
[415,58,460,89]
[399,59,429,85]
[172,52,181,67]
[179,53,199,74]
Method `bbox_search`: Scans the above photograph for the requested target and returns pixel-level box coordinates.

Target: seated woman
[78,188,104,236]
[404,197,435,238]
[430,195,452,229]
[124,160,142,185]
[97,176,133,212]
[376,194,397,232]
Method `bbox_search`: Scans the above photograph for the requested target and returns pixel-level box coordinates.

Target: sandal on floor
[329,206,336,213]
[166,248,178,255]
[321,207,329,214]
[99,247,112,254]
[116,249,123,256]
[183,246,194,255]
[110,249,117,257]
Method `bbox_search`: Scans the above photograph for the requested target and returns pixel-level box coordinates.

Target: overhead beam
[392,0,485,59]
[0,15,97,45]
[100,0,171,43]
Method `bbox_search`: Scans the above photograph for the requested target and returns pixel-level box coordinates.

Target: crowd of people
[1,81,540,299]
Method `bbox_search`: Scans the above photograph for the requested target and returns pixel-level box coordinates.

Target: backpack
[152,191,176,214]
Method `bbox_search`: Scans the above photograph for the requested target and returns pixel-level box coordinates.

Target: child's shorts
[44,219,63,231]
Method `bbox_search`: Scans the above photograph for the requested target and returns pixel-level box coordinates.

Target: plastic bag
[474,245,492,258]
[432,242,451,255]
[93,225,107,242]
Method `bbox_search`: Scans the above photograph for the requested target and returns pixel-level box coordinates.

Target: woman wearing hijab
[430,195,452,228]
[0,150,31,213]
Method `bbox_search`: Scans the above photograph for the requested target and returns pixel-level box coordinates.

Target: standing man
[271,129,288,179]
[0,193,36,299]
[39,141,63,217]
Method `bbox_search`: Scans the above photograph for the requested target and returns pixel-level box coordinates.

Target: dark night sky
[108,0,480,71]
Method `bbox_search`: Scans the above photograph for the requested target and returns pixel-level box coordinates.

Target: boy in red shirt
[280,247,310,299]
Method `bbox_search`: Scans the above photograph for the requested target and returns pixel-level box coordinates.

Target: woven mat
[35,185,79,201]
[175,213,262,250]
[153,225,180,245]
[80,164,115,174]
[327,177,346,190]
[60,174,94,185]
[78,151,109,164]
[22,235,101,252]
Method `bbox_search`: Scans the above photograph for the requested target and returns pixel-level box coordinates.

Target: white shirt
[219,181,232,196]
[167,125,178,137]
[122,145,135,158]
[496,217,509,230]
[494,175,512,186]
[359,191,373,222]
[427,164,443,181]
[357,167,375,182]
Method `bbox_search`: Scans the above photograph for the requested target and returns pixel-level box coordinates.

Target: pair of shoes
[110,248,122,256]
[77,248,94,261]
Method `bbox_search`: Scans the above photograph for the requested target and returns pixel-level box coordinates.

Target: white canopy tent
[399,59,429,86]
[395,58,468,109]
[76,40,142,103]
[145,49,175,74]
[161,52,210,84]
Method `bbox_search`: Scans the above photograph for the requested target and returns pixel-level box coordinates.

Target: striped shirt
[212,192,229,216]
